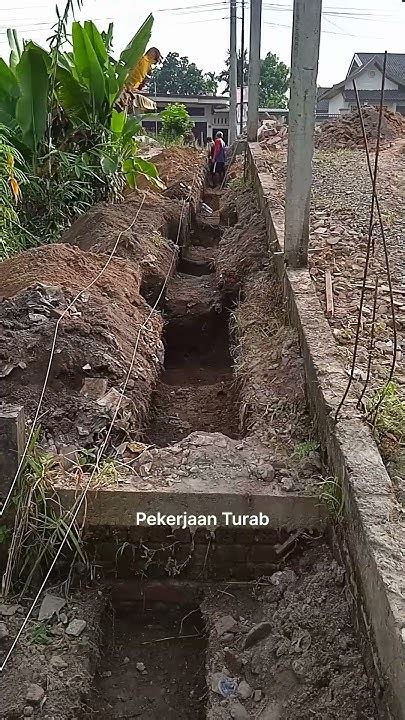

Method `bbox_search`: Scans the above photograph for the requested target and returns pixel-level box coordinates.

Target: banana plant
[0,42,49,162]
[55,15,154,127]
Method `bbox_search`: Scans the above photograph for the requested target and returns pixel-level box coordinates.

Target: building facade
[319,53,405,115]
[142,94,231,143]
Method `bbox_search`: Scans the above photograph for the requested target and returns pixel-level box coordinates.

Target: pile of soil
[216,188,268,291]
[0,591,104,720]
[315,106,405,150]
[258,117,288,150]
[0,244,163,450]
[204,543,379,720]
[62,190,182,301]
[152,146,205,189]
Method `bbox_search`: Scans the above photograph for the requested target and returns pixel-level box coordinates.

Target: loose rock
[215,615,238,637]
[243,622,273,650]
[26,683,45,705]
[38,595,66,622]
[65,618,87,637]
[23,707,34,718]
[0,622,9,640]
[230,701,251,719]
[237,680,253,700]
[50,655,68,669]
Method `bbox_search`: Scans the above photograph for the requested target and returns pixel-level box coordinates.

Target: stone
[50,655,68,669]
[65,619,87,637]
[229,701,250,719]
[26,684,45,705]
[215,615,238,637]
[136,662,146,673]
[224,649,243,675]
[38,595,66,622]
[243,622,273,650]
[237,680,253,700]
[270,570,297,590]
[0,622,9,640]
[0,604,20,617]
[259,701,282,720]
[123,656,130,664]
[254,689,263,702]
[23,707,34,718]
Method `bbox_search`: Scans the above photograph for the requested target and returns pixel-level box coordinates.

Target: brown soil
[61,190,182,300]
[165,273,222,317]
[0,244,163,450]
[204,543,380,720]
[0,591,104,720]
[82,605,207,720]
[180,246,217,276]
[147,368,239,446]
[315,106,405,150]
[152,146,205,189]
[216,188,269,292]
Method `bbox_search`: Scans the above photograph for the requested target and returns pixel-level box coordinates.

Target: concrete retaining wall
[248,142,405,720]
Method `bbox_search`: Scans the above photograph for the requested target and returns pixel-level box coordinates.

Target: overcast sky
[0,0,404,87]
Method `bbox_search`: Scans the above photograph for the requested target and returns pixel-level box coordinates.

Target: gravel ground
[260,141,405,491]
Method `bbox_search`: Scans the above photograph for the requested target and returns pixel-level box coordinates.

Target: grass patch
[319,477,344,518]
[367,381,405,445]
[292,440,320,460]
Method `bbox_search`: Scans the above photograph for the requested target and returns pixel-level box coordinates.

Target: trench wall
[247,142,405,720]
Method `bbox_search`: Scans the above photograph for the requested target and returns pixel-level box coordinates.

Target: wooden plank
[325,269,334,317]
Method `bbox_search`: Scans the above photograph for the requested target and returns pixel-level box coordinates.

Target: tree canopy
[151,52,218,95]
[218,51,290,108]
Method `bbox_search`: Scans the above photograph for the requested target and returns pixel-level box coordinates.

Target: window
[187,106,205,117]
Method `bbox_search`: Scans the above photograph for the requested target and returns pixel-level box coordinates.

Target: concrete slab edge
[248,142,405,720]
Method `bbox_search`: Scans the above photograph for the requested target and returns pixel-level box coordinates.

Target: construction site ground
[0,140,399,719]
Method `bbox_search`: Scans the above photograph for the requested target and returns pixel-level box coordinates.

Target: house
[142,94,230,143]
[319,53,405,115]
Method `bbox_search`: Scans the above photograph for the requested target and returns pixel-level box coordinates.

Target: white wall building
[319,53,405,115]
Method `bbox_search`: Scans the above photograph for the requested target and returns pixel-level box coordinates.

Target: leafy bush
[160,103,194,142]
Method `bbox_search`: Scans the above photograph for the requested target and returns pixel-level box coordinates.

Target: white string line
[0,195,146,518]
[0,177,196,672]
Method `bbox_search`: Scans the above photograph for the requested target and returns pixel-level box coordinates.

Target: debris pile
[257,117,288,150]
[315,106,405,150]
[0,244,163,451]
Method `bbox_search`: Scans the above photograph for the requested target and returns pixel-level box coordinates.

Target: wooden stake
[325,269,334,317]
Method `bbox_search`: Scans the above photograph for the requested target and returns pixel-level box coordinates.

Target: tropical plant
[0,125,27,258]
[160,103,194,141]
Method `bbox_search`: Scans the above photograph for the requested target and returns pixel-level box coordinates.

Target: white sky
[0,0,404,88]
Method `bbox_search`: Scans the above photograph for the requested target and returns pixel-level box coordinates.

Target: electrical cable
[0,196,146,518]
[0,174,197,671]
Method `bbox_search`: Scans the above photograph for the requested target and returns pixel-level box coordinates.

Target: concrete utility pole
[229,0,238,143]
[247,0,262,141]
[239,0,245,135]
[285,0,322,268]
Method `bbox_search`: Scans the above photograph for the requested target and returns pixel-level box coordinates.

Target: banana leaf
[83,21,108,69]
[71,22,106,120]
[15,43,49,152]
[117,14,153,92]
[0,58,19,128]
[7,28,22,69]
[56,66,92,124]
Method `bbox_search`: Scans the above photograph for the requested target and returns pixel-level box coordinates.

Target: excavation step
[180,246,218,276]
[165,273,222,317]
[147,368,239,446]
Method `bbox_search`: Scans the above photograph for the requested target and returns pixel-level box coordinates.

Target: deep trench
[79,189,382,720]
[145,197,240,447]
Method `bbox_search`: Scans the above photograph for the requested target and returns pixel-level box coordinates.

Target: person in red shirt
[212,131,226,186]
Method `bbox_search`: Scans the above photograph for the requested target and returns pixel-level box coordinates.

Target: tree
[151,52,216,95]
[217,50,248,93]
[218,50,289,108]
[161,103,194,141]
[259,52,289,109]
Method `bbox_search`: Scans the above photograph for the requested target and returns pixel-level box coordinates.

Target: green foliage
[218,50,289,108]
[30,622,52,645]
[259,52,290,109]
[292,440,320,460]
[367,381,405,444]
[152,52,216,95]
[160,103,194,141]
[0,15,162,257]
[319,477,344,518]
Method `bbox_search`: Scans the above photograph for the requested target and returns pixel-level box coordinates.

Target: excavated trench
[79,188,383,720]
[146,202,239,447]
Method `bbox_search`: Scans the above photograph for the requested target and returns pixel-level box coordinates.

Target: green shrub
[160,103,194,141]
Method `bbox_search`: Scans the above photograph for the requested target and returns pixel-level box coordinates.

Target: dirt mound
[216,188,268,291]
[152,146,205,188]
[316,106,405,150]
[0,244,163,450]
[61,190,181,302]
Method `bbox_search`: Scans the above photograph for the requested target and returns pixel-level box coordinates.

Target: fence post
[0,405,26,505]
